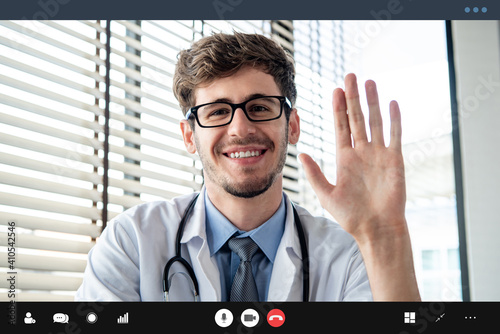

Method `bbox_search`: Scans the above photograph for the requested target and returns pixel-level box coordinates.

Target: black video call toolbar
[2,302,499,333]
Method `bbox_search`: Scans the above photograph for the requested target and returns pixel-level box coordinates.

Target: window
[422,250,441,271]
[342,20,463,300]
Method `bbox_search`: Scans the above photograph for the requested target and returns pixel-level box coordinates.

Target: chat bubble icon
[53,313,69,323]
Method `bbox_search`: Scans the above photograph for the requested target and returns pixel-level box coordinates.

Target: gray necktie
[228,237,260,302]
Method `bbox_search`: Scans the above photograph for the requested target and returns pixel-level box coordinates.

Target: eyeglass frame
[185,95,292,128]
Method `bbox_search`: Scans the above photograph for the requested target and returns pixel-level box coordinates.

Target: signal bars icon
[117,312,129,324]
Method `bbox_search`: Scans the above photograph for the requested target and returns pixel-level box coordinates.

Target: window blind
[0,20,104,300]
[105,20,204,216]
[293,20,344,216]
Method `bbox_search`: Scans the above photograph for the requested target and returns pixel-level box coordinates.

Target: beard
[195,130,289,199]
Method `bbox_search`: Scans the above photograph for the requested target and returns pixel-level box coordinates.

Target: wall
[452,20,500,301]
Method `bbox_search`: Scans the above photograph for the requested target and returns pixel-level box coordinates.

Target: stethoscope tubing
[162,193,309,301]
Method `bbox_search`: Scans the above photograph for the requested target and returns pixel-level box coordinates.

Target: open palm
[299,73,407,243]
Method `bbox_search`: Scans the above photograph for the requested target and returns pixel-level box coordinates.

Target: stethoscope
[163,193,310,302]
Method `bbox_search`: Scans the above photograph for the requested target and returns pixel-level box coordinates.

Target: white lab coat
[75,188,372,301]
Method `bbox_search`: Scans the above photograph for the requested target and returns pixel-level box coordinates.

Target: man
[75,32,420,302]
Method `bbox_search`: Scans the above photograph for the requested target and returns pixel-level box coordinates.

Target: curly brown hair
[173,32,296,118]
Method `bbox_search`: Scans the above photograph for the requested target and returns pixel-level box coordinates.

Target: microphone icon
[215,309,232,327]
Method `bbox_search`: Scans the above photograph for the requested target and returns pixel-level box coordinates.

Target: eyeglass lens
[197,97,282,127]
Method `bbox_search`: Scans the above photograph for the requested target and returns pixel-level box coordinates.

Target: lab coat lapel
[267,197,303,301]
[180,189,221,301]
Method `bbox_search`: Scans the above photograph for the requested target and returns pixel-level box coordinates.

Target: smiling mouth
[223,149,267,159]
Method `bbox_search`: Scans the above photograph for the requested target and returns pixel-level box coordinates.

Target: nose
[227,107,256,137]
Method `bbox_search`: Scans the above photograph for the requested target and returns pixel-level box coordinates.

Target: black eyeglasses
[185,95,291,128]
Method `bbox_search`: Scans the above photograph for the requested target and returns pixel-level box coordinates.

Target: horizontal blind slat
[0,251,88,272]
[109,78,175,110]
[283,165,299,180]
[0,212,101,238]
[148,20,198,44]
[109,177,184,200]
[0,171,101,203]
[10,292,75,301]
[0,92,103,129]
[283,177,300,193]
[0,35,104,82]
[118,20,185,56]
[109,127,187,158]
[0,192,101,221]
[108,193,144,209]
[1,112,101,151]
[0,272,82,291]
[41,21,106,50]
[0,21,104,66]
[82,20,105,34]
[0,54,105,99]
[110,143,201,175]
[0,133,102,168]
[110,110,183,142]
[0,233,93,254]
[0,74,102,115]
[272,35,294,53]
[109,25,178,66]
[109,44,175,80]
[271,21,294,40]
[0,152,102,186]
[109,160,199,190]
[109,95,179,124]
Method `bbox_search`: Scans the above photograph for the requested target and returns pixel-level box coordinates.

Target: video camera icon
[244,314,256,321]
[241,309,259,328]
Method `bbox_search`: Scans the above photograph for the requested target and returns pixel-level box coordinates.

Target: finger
[365,80,385,146]
[298,153,335,200]
[332,88,352,149]
[344,73,368,145]
[389,100,402,151]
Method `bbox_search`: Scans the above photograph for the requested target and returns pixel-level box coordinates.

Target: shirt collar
[204,191,286,264]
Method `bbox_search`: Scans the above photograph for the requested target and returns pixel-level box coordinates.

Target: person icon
[24,312,36,324]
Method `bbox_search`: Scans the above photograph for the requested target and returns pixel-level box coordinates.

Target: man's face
[180,66,300,198]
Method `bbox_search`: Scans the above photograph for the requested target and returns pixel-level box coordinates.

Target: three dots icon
[464,6,487,13]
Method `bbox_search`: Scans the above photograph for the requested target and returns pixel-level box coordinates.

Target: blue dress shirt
[204,191,286,301]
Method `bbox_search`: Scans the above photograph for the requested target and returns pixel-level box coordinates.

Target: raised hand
[299,73,420,301]
[299,73,406,243]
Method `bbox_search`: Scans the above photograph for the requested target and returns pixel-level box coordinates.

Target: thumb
[298,153,335,200]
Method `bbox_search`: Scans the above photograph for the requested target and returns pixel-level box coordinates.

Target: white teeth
[228,150,262,159]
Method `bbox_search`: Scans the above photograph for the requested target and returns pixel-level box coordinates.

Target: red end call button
[267,309,285,327]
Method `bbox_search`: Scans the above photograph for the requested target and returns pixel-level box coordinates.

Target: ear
[288,108,300,145]
[180,119,197,154]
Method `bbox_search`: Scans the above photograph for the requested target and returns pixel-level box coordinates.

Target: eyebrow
[209,93,269,104]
